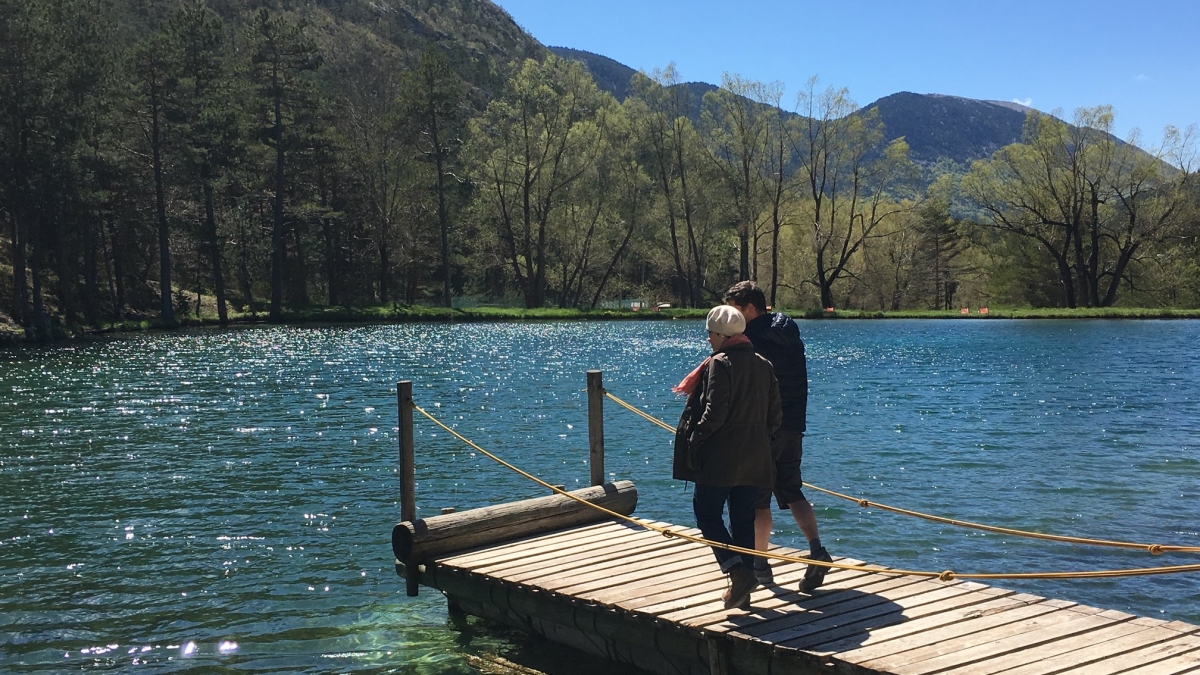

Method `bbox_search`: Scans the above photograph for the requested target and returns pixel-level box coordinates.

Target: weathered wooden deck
[407,518,1200,675]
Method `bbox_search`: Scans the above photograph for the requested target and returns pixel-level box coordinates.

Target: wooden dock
[399,513,1200,675]
[392,377,1200,675]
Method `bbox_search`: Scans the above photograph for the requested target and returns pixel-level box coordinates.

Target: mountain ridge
[547,46,1039,168]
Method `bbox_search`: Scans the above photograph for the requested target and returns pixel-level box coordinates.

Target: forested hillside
[2,0,1197,341]
[865,93,1029,166]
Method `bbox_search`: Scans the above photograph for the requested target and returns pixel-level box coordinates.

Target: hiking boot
[722,565,759,609]
[800,547,833,593]
[753,561,774,584]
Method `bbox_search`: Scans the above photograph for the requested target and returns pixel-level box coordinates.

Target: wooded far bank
[2,0,1198,341]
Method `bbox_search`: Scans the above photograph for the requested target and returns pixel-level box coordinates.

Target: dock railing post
[397,380,419,597]
[398,381,416,522]
[587,370,605,486]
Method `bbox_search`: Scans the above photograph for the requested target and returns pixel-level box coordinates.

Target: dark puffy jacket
[744,312,807,433]
[672,341,782,487]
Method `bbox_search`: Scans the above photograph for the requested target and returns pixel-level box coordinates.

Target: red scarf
[672,334,751,395]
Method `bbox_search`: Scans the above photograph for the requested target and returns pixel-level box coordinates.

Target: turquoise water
[1,320,1198,672]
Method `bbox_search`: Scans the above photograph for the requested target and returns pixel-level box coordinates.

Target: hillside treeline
[2,0,1198,338]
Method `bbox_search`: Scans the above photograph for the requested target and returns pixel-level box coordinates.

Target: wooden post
[397,380,419,597]
[398,381,415,522]
[587,370,605,486]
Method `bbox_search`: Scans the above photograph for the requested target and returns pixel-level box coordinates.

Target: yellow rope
[802,483,1200,555]
[605,391,677,433]
[601,390,1200,556]
[412,404,1200,581]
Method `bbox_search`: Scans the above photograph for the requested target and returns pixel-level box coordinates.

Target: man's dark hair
[724,281,767,314]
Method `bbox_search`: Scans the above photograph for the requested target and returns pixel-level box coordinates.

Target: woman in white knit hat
[672,305,782,610]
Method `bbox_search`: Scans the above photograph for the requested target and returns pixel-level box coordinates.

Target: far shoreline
[5,305,1200,348]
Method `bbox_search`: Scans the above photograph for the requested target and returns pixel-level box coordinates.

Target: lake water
[2,319,1198,673]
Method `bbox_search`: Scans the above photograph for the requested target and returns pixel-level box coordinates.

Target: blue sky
[493,0,1198,147]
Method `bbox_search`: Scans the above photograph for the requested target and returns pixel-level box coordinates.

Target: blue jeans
[692,484,760,572]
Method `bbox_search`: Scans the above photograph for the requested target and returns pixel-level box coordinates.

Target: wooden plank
[524,541,707,591]
[667,560,820,619]
[442,520,663,569]
[437,519,638,566]
[764,581,985,650]
[727,576,965,646]
[803,588,1026,656]
[1106,645,1200,675]
[937,617,1151,675]
[604,552,811,610]
[462,522,660,568]
[995,618,1200,675]
[466,520,683,573]
[548,546,715,595]
[586,556,795,607]
[877,609,1130,675]
[691,573,935,639]
[676,569,936,629]
[495,528,693,582]
[633,550,878,612]
[632,555,879,617]
[830,593,1075,662]
[710,573,969,635]
[665,562,894,625]
[1054,632,1200,675]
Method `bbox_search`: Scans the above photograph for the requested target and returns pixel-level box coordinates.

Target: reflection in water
[1,320,1198,672]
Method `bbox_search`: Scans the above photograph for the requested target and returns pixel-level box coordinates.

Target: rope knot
[938,570,956,582]
[1148,544,1164,556]
[858,499,870,508]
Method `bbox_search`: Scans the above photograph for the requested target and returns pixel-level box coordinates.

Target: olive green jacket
[673,341,782,487]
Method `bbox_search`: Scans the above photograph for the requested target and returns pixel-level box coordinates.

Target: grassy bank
[795,307,1200,319]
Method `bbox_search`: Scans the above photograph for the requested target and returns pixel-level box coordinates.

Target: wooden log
[587,370,605,486]
[392,480,638,563]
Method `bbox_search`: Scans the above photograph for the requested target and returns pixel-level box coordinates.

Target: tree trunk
[152,101,175,325]
[432,118,452,308]
[817,251,834,309]
[53,224,75,326]
[677,139,702,308]
[739,225,750,281]
[10,212,27,326]
[589,205,638,310]
[83,218,99,326]
[378,241,389,304]
[769,216,780,308]
[1055,251,1076,309]
[29,233,50,341]
[1101,242,1138,307]
[270,83,285,322]
[321,217,338,306]
[286,220,309,306]
[238,210,256,314]
[100,217,119,319]
[104,218,125,320]
[204,183,228,325]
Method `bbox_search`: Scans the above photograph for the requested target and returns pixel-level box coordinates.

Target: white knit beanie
[706,305,745,337]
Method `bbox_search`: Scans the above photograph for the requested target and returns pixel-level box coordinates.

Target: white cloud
[1134,74,1149,81]
[1012,98,1033,107]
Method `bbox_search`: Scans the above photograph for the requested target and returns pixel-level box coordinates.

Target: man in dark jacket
[725,281,833,593]
[674,305,782,610]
